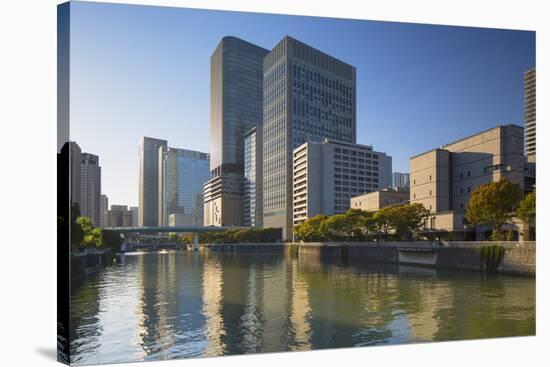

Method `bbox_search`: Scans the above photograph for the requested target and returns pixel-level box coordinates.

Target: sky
[68,1,535,207]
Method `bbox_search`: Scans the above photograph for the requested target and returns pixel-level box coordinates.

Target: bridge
[104,226,249,251]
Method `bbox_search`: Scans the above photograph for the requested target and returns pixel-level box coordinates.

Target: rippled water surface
[70,250,535,365]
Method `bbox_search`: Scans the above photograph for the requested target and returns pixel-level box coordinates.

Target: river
[69,250,535,365]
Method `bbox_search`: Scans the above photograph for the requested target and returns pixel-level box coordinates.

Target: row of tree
[295,179,536,242]
[168,227,282,244]
[67,203,120,252]
[294,204,431,242]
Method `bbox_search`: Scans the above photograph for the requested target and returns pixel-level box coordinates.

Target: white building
[293,139,392,226]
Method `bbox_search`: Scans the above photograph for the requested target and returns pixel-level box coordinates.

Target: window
[467,187,471,193]
[429,190,432,196]
[429,175,432,181]
[467,171,471,177]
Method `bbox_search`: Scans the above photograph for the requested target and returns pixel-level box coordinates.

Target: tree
[76,216,102,248]
[516,191,536,225]
[373,206,395,239]
[70,203,84,251]
[465,179,522,241]
[294,215,327,242]
[392,204,430,241]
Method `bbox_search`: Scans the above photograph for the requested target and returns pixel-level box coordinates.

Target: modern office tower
[410,124,526,239]
[243,127,263,227]
[263,36,357,239]
[159,147,210,227]
[524,68,536,162]
[100,194,109,228]
[392,172,410,189]
[107,205,134,227]
[139,137,167,227]
[68,141,82,208]
[203,37,269,227]
[129,206,139,227]
[350,188,409,212]
[292,140,391,226]
[80,153,101,226]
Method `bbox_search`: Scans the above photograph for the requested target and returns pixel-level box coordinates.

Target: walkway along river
[69,249,535,365]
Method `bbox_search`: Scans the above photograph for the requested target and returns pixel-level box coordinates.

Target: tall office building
[293,140,391,226]
[263,36,356,239]
[203,37,269,227]
[243,127,263,227]
[524,68,536,162]
[68,141,81,208]
[129,206,139,227]
[159,147,210,227]
[100,194,109,228]
[138,137,167,227]
[80,153,101,226]
[392,172,410,189]
[107,205,134,228]
[410,124,526,239]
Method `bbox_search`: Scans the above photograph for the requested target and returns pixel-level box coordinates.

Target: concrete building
[524,68,536,162]
[392,172,410,189]
[159,147,210,227]
[129,206,139,227]
[80,153,101,226]
[243,127,263,227]
[203,37,269,227]
[107,205,134,228]
[350,188,409,212]
[292,139,391,226]
[409,124,527,239]
[100,194,109,228]
[263,36,357,239]
[139,137,167,227]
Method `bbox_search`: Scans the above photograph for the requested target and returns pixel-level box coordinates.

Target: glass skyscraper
[139,136,167,227]
[263,36,356,239]
[243,127,263,227]
[203,37,269,227]
[159,147,210,227]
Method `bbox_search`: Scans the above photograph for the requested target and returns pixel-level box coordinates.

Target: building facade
[100,194,109,228]
[203,37,269,227]
[129,206,139,227]
[243,127,263,227]
[159,147,210,227]
[350,188,409,212]
[392,172,410,190]
[524,68,536,162]
[263,36,357,239]
[292,139,391,226]
[409,124,527,238]
[139,137,167,227]
[69,141,82,208]
[80,153,101,226]
[107,205,134,228]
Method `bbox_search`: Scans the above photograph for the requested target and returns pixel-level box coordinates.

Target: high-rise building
[107,205,134,228]
[263,36,357,239]
[292,140,391,226]
[80,153,101,226]
[139,137,167,227]
[409,124,526,239]
[203,37,269,227]
[129,206,139,227]
[524,68,536,162]
[100,194,109,228]
[159,147,210,227]
[243,127,263,227]
[68,141,81,208]
[392,172,410,189]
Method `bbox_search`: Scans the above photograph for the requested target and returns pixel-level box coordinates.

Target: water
[69,250,535,365]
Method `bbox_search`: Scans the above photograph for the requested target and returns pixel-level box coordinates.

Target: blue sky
[69,1,535,207]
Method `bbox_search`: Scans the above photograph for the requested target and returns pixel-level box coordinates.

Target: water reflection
[70,250,535,365]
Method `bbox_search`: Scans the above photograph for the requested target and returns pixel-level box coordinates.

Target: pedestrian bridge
[104,226,248,233]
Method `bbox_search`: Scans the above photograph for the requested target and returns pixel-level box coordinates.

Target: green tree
[373,206,395,239]
[294,214,327,242]
[392,204,430,241]
[70,203,84,251]
[465,178,522,241]
[76,216,102,248]
[516,191,536,225]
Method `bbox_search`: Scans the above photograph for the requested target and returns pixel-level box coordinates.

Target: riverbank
[70,249,115,285]
[202,241,535,276]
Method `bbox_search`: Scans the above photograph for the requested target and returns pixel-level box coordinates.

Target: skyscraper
[159,147,210,227]
[392,172,410,189]
[129,206,139,227]
[203,37,269,227]
[139,137,167,227]
[263,36,356,239]
[68,141,81,208]
[243,127,263,227]
[80,153,101,226]
[524,68,536,162]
